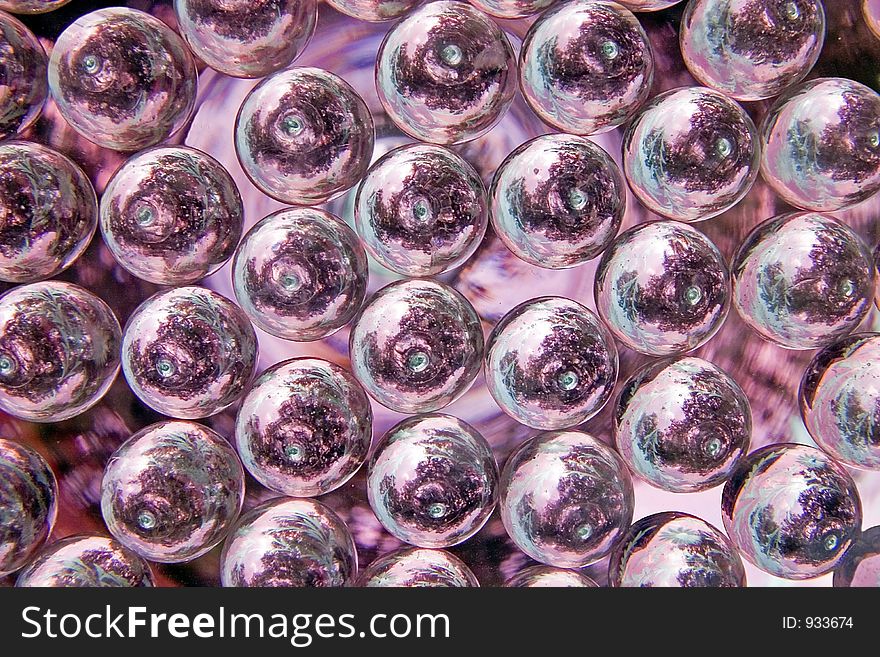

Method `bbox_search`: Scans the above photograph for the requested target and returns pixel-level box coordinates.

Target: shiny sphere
[0,12,47,139]
[101,146,243,286]
[0,140,97,283]
[326,0,420,21]
[833,525,880,587]
[467,0,555,19]
[357,547,479,587]
[101,420,245,564]
[490,134,625,269]
[349,279,484,413]
[121,286,258,419]
[48,8,197,152]
[235,67,374,205]
[16,535,155,587]
[623,86,760,221]
[367,414,498,548]
[614,357,752,492]
[520,1,654,135]
[595,221,731,356]
[505,565,599,587]
[485,297,618,430]
[376,1,517,145]
[800,333,880,470]
[0,282,121,422]
[732,212,875,350]
[681,0,825,101]
[499,431,634,568]
[866,0,880,40]
[722,443,862,579]
[0,439,56,576]
[174,0,317,79]
[232,208,367,341]
[354,143,488,277]
[220,497,357,587]
[0,1,71,13]
[617,0,682,9]
[235,358,372,497]
[760,77,880,211]
[609,512,747,587]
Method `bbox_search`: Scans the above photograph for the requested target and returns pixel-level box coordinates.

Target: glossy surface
[16,535,155,587]
[0,141,97,283]
[48,7,197,151]
[595,221,731,356]
[367,414,498,548]
[235,358,373,497]
[505,565,599,587]
[122,287,258,419]
[623,86,760,221]
[0,12,47,139]
[490,134,625,269]
[220,497,357,587]
[101,146,243,286]
[0,1,71,13]
[175,0,317,78]
[732,212,875,350]
[761,77,880,211]
[232,208,367,341]
[0,439,56,576]
[609,512,747,587]
[0,282,121,422]
[499,431,634,568]
[467,0,555,18]
[800,333,880,470]
[520,1,654,135]
[355,143,488,277]
[357,547,479,586]
[722,443,862,579]
[101,421,245,564]
[485,297,618,430]
[326,0,420,21]
[833,525,880,587]
[376,1,517,144]
[349,279,484,413]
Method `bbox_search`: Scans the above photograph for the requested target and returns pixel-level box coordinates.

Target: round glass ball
[0,1,71,13]
[505,565,599,587]
[357,547,479,587]
[326,0,420,21]
[0,12,47,139]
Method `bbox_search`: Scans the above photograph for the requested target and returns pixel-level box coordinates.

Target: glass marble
[866,0,880,40]
[220,497,357,587]
[121,286,258,419]
[175,0,317,79]
[732,212,875,350]
[47,8,198,152]
[505,565,599,587]
[833,525,880,587]
[357,547,479,587]
[0,140,97,283]
[0,282,121,422]
[617,0,682,9]
[490,134,626,269]
[0,12,47,139]
[235,67,374,205]
[367,414,498,548]
[0,1,70,13]
[349,279,484,413]
[100,146,243,286]
[101,420,245,564]
[760,78,880,211]
[354,143,488,277]
[594,221,730,356]
[485,297,618,430]
[0,439,56,576]
[799,333,880,470]
[609,512,747,587]
[235,358,373,497]
[327,0,420,21]
[722,443,862,579]
[519,1,654,135]
[614,357,752,492]
[499,431,634,568]
[232,208,367,341]
[681,0,825,101]
[623,86,760,222]
[15,535,155,587]
[375,1,517,145]
[467,0,555,19]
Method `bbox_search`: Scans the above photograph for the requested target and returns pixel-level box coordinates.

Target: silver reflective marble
[505,564,599,587]
[357,547,479,587]
[0,12,47,139]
